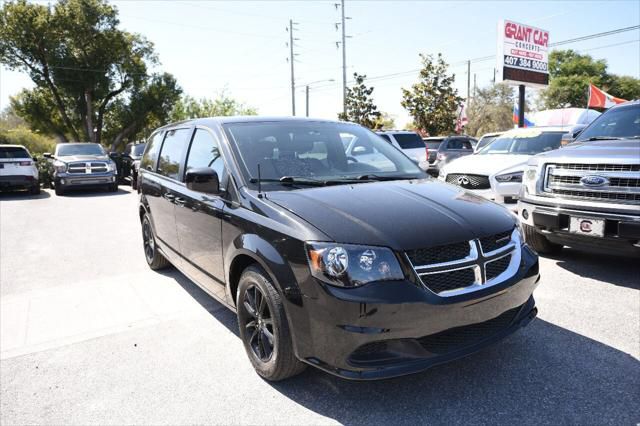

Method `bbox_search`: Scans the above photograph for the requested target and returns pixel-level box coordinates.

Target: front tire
[141,214,170,270]
[523,223,563,254]
[237,265,306,381]
[54,183,64,196]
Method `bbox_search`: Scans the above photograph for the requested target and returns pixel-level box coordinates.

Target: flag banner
[588,84,626,109]
[512,104,535,127]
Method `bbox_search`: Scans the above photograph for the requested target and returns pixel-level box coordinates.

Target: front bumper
[55,172,116,188]
[289,244,540,380]
[0,175,37,190]
[490,179,521,201]
[518,199,640,254]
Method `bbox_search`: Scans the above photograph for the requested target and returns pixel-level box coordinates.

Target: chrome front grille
[67,161,109,174]
[445,174,490,190]
[406,228,520,297]
[544,163,640,205]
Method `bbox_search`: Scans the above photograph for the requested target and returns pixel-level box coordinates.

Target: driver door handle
[163,193,175,201]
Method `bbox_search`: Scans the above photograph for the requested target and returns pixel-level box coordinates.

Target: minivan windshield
[224,121,424,185]
[477,130,564,155]
[56,143,105,157]
[575,104,640,142]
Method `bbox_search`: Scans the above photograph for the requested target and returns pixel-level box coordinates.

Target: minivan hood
[57,154,110,162]
[443,154,531,177]
[265,179,515,250]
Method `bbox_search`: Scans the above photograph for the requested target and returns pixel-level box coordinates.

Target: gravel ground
[1,187,638,425]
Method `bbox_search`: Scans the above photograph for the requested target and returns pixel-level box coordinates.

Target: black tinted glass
[158,129,190,180]
[394,133,424,149]
[133,144,146,156]
[186,130,225,180]
[141,132,164,172]
[0,147,30,158]
[576,105,640,141]
[378,134,391,142]
[57,144,104,156]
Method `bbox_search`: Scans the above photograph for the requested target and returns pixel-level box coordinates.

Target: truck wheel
[54,184,64,196]
[142,214,170,270]
[30,181,41,195]
[523,224,563,254]
[109,183,118,192]
[237,265,306,381]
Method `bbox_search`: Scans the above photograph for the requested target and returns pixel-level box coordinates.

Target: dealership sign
[496,20,549,87]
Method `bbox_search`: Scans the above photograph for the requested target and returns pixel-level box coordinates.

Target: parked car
[375,130,427,164]
[44,143,119,196]
[474,131,504,153]
[518,100,640,256]
[0,145,40,195]
[419,135,477,176]
[120,142,146,189]
[439,127,568,203]
[138,117,539,381]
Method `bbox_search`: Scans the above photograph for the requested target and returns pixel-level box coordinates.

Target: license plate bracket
[569,217,605,238]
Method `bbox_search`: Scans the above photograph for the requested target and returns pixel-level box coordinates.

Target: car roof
[610,99,639,109]
[376,130,420,134]
[0,144,28,149]
[501,126,571,136]
[158,116,351,130]
[479,132,504,138]
[56,142,102,146]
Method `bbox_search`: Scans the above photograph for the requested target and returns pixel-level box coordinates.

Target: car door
[174,127,227,300]
[144,128,191,258]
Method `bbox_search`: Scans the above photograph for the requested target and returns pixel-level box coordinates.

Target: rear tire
[237,265,306,381]
[30,181,40,195]
[141,214,170,270]
[109,183,118,192]
[523,224,563,254]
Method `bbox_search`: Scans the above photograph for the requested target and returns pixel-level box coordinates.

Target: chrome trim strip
[412,241,477,271]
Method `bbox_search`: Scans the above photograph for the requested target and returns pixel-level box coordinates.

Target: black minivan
[138,117,539,381]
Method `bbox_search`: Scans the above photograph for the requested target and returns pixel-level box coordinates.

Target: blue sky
[1,0,639,126]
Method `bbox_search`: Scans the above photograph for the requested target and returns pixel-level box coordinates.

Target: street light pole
[303,79,335,117]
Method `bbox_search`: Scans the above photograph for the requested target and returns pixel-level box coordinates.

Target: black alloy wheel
[141,214,170,270]
[242,285,275,362]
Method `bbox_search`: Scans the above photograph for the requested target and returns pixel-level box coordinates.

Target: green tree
[337,73,381,129]
[170,92,257,121]
[465,83,517,137]
[401,53,463,136]
[0,0,181,147]
[539,49,640,109]
[373,112,396,130]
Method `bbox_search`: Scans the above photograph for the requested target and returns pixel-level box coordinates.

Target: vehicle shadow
[0,190,51,201]
[61,187,132,198]
[544,247,640,290]
[164,268,639,424]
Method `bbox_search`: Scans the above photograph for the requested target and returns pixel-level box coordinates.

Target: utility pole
[473,73,477,100]
[305,85,310,117]
[466,59,471,105]
[335,1,348,116]
[287,19,299,116]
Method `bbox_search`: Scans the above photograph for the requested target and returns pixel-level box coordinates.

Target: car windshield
[476,135,498,150]
[575,104,640,141]
[132,144,146,156]
[56,144,105,156]
[393,133,424,149]
[477,130,564,155]
[224,121,424,185]
[0,147,30,159]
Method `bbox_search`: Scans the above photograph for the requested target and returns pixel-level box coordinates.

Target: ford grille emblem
[580,175,608,187]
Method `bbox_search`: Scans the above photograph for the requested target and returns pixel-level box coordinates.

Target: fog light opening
[60,179,66,185]
[522,209,529,220]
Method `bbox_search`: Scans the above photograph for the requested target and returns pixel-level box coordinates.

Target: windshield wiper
[249,176,328,186]
[353,174,418,181]
[582,136,623,141]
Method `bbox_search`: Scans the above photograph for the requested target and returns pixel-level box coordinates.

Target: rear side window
[141,132,164,172]
[426,141,443,150]
[377,134,391,142]
[185,129,226,181]
[394,133,424,149]
[158,129,191,180]
[0,147,30,158]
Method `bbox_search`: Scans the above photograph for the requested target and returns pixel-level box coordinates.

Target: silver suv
[376,130,426,164]
[518,101,640,256]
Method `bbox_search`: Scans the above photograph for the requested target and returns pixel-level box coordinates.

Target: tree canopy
[401,53,463,136]
[465,83,520,137]
[0,0,182,149]
[169,93,258,122]
[337,73,382,129]
[539,49,640,109]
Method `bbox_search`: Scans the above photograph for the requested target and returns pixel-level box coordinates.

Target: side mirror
[352,146,367,155]
[185,167,220,194]
[43,153,52,159]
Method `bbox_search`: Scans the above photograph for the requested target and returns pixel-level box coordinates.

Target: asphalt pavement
[1,187,638,425]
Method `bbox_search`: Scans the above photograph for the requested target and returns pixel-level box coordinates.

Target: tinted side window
[158,128,190,180]
[141,132,164,172]
[185,129,226,180]
[0,147,30,158]
[447,138,472,150]
[377,134,391,142]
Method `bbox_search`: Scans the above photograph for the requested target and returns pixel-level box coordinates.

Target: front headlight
[53,161,66,173]
[108,161,118,173]
[523,165,539,195]
[306,242,404,287]
[495,171,523,183]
